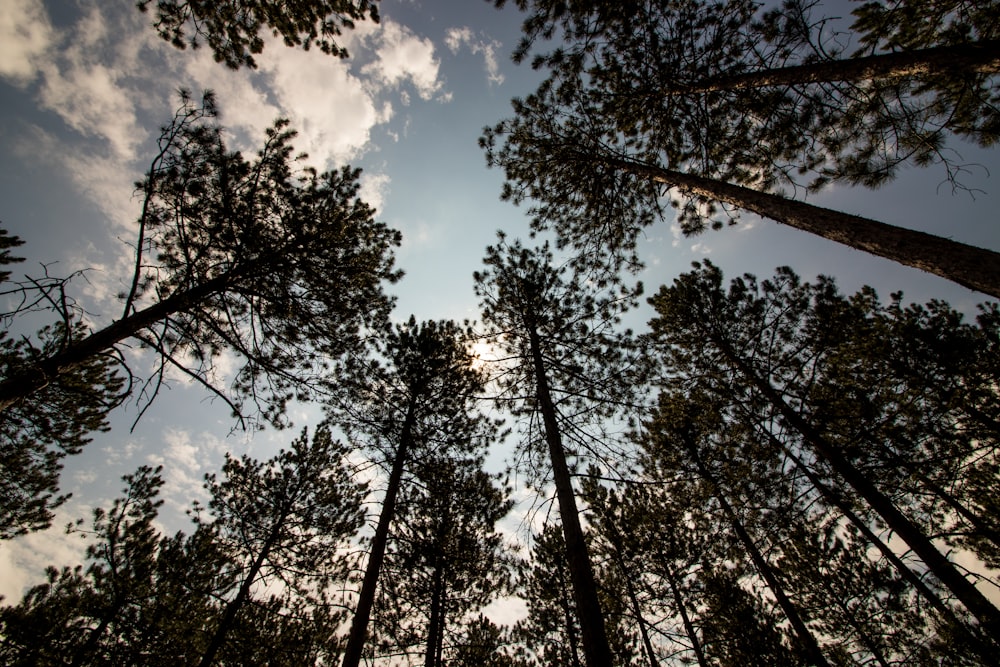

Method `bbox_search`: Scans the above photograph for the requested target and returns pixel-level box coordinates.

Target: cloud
[445,26,505,86]
[359,171,391,213]
[262,41,393,168]
[182,46,280,153]
[0,504,91,602]
[0,0,53,85]
[35,6,154,161]
[146,429,231,512]
[364,20,443,100]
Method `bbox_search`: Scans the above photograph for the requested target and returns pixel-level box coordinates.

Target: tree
[512,523,586,666]
[372,453,513,666]
[0,91,400,430]
[495,0,1000,185]
[136,0,380,69]
[642,390,832,667]
[0,319,124,538]
[0,93,398,537]
[483,0,1000,295]
[338,317,496,667]
[451,615,526,666]
[194,424,366,667]
[697,568,801,667]
[646,260,1000,650]
[0,466,229,666]
[0,230,125,538]
[474,236,646,666]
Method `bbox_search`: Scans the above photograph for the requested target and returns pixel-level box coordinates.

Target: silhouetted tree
[195,425,365,666]
[0,92,401,427]
[483,0,1000,295]
[0,94,400,538]
[474,236,647,666]
[374,454,513,665]
[647,260,1000,649]
[339,318,495,667]
[0,229,124,538]
[0,466,229,666]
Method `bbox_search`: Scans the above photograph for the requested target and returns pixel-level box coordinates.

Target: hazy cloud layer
[0,0,53,85]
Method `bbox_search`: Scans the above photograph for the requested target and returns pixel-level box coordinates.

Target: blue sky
[1,0,999,612]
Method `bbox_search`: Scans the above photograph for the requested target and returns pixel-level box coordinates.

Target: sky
[1,0,999,615]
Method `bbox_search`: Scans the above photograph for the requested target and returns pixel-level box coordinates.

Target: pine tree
[474,236,646,665]
[0,94,400,538]
[0,466,229,666]
[512,523,586,666]
[483,0,1000,295]
[375,453,514,665]
[0,91,401,427]
[0,227,124,537]
[194,425,366,667]
[646,260,1000,652]
[338,317,496,667]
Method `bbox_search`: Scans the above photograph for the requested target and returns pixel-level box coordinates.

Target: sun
[469,340,502,370]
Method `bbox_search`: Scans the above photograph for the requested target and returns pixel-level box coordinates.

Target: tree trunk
[605,524,659,667]
[342,398,418,667]
[716,336,1000,640]
[871,437,1000,549]
[527,324,615,666]
[71,604,118,667]
[674,40,1000,94]
[600,155,1000,298]
[557,557,584,667]
[0,266,248,412]
[776,436,959,624]
[435,572,447,667]
[199,519,282,667]
[687,444,831,667]
[662,560,709,667]
[424,553,446,667]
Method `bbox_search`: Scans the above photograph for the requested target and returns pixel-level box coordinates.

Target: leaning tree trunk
[199,517,283,667]
[870,435,1000,549]
[716,335,1000,640]
[687,442,831,667]
[775,435,959,624]
[0,265,248,412]
[342,398,418,667]
[673,40,1000,94]
[604,523,659,667]
[598,155,1000,299]
[527,324,615,666]
[662,559,710,667]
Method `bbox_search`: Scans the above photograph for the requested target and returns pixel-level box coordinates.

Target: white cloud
[0,0,52,85]
[360,171,391,213]
[262,41,393,168]
[146,429,230,512]
[0,505,91,602]
[445,26,505,86]
[363,20,443,100]
[36,6,153,161]
[182,46,280,152]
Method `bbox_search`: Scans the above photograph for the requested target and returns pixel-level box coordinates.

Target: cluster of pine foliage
[2,0,1000,664]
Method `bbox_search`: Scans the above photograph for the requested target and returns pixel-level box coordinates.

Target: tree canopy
[0,92,400,536]
[137,0,380,69]
[482,0,1000,295]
